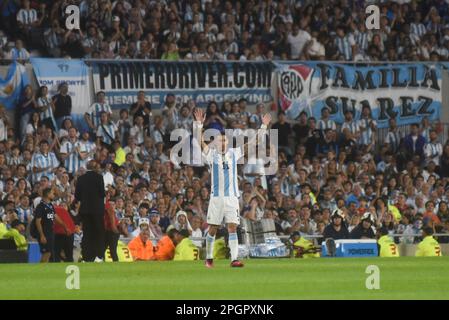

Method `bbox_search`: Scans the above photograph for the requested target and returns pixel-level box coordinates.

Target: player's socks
[206,233,215,259]
[229,232,238,261]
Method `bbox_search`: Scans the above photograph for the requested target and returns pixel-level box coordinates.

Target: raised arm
[241,113,271,154]
[193,108,209,155]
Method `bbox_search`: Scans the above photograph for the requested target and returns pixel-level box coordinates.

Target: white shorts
[207,196,240,226]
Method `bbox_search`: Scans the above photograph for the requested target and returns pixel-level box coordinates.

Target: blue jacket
[403,134,426,158]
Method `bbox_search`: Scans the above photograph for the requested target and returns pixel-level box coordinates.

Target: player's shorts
[38,232,54,254]
[207,196,240,226]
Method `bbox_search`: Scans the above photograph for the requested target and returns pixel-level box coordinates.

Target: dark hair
[179,229,190,238]
[37,86,48,98]
[42,187,53,198]
[422,226,434,236]
[167,228,179,240]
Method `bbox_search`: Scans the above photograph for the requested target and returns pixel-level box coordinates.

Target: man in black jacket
[52,82,72,129]
[349,213,376,239]
[323,209,349,240]
[74,160,106,262]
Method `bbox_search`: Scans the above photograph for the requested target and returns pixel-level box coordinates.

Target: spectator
[403,123,426,161]
[96,111,118,147]
[272,111,292,156]
[36,85,57,131]
[59,127,87,175]
[127,226,154,261]
[7,39,30,60]
[17,85,37,140]
[85,91,112,133]
[52,83,72,130]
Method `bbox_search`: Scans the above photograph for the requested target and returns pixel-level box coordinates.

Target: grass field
[1,257,449,300]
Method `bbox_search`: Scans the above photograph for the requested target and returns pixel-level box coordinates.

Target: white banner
[30,58,91,130]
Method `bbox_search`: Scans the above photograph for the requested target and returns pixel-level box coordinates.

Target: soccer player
[377,227,400,257]
[193,107,271,268]
[415,226,442,257]
[34,188,69,263]
[173,229,200,261]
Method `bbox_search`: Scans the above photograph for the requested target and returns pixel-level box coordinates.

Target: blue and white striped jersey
[96,122,118,145]
[358,118,377,146]
[203,147,243,198]
[335,34,355,61]
[424,141,443,165]
[9,48,30,60]
[38,96,56,126]
[385,129,401,152]
[317,119,337,132]
[89,103,112,128]
[341,120,360,136]
[30,152,59,183]
[354,31,369,52]
[16,206,33,224]
[410,23,427,38]
[60,139,87,174]
[16,9,37,25]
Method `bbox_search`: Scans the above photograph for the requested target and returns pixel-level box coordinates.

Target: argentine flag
[0,61,29,109]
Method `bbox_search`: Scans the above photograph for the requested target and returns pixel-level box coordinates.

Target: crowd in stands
[0,77,448,261]
[0,0,449,261]
[1,0,449,62]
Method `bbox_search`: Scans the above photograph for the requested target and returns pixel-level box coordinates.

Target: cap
[149,208,159,216]
[139,217,150,226]
[361,212,374,223]
[331,209,344,218]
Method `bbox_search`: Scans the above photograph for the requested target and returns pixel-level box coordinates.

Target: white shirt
[287,30,311,59]
[191,228,203,248]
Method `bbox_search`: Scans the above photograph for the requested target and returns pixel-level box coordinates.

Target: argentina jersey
[60,140,87,174]
[317,119,336,132]
[358,118,376,146]
[204,147,242,198]
[31,152,59,183]
[97,122,117,145]
[90,103,112,128]
[16,207,33,224]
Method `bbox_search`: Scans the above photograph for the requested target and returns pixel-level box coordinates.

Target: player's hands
[262,113,272,126]
[40,235,47,244]
[193,108,206,124]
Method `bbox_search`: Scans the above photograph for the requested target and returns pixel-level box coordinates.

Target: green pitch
[1,257,449,300]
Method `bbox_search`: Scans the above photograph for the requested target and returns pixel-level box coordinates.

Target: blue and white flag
[276,62,446,128]
[0,61,29,110]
